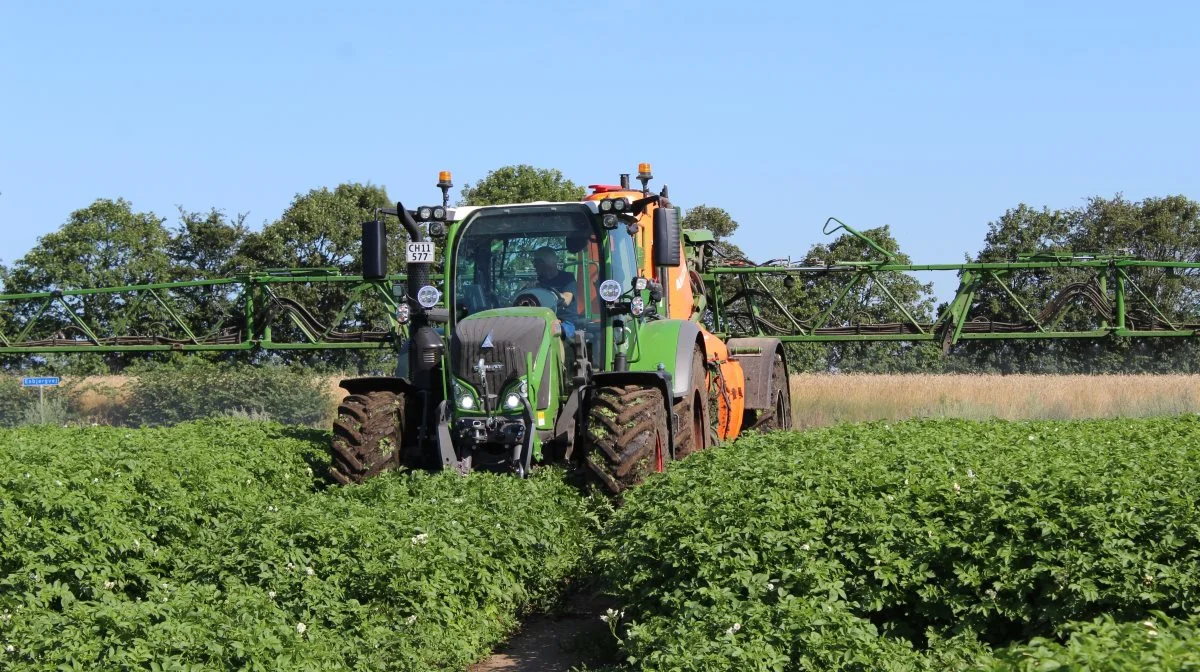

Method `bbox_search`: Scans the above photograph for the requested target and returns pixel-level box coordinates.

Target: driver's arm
[559,276,578,310]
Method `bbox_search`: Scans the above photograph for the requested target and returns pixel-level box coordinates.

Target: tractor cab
[449,201,639,370]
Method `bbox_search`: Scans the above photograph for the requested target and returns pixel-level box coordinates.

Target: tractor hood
[451,307,556,413]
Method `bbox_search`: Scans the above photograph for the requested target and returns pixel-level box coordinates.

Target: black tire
[330,390,406,484]
[743,352,791,432]
[672,349,711,458]
[581,384,669,494]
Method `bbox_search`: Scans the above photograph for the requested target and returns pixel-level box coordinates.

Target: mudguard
[337,376,416,396]
[629,319,704,400]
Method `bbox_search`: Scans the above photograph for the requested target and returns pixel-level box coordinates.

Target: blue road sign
[21,377,61,387]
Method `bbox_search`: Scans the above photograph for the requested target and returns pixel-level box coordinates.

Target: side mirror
[362,220,387,279]
[652,207,681,267]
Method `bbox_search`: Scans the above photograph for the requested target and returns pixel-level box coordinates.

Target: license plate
[406,242,435,263]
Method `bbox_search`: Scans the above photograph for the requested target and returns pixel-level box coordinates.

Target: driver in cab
[526,246,578,334]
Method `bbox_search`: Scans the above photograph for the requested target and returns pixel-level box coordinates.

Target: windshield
[607,224,637,295]
[453,206,602,323]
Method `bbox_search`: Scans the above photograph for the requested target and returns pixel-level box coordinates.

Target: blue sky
[1,1,1197,301]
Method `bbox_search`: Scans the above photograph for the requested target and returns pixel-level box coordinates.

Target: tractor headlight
[432,206,446,220]
[396,303,411,325]
[504,393,521,410]
[418,206,433,220]
[630,296,645,316]
[452,381,478,410]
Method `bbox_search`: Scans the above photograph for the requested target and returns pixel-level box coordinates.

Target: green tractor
[330,165,791,491]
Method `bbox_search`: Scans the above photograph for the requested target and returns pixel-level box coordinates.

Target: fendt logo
[481,331,494,349]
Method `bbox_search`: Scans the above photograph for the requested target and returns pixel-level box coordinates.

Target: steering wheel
[511,286,563,310]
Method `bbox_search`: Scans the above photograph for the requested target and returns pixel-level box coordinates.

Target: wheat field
[44,373,1200,428]
[788,374,1200,428]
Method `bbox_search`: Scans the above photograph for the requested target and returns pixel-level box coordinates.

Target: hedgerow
[122,359,334,426]
[0,420,598,670]
[599,417,1200,670]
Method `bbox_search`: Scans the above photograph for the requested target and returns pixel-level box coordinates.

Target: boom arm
[697,222,1200,351]
[0,270,410,354]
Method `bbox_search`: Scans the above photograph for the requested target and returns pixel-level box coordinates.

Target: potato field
[3,417,1200,670]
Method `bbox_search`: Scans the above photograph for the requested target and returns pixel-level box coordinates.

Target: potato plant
[0,420,597,670]
[600,417,1200,670]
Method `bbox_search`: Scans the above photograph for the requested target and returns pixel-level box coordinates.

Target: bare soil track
[469,593,618,672]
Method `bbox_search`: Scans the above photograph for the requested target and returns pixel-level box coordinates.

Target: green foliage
[598,417,1200,670]
[953,195,1200,373]
[5,199,171,296]
[0,377,27,428]
[3,199,172,372]
[0,420,597,670]
[123,359,334,427]
[235,183,394,273]
[233,183,397,372]
[980,612,1200,670]
[459,165,586,206]
[683,205,739,242]
[169,208,249,280]
[683,205,745,258]
[719,224,943,373]
[20,394,69,427]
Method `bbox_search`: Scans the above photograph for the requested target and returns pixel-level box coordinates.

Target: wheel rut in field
[469,593,618,672]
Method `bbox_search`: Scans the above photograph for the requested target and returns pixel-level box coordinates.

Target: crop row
[0,420,597,670]
[599,417,1200,670]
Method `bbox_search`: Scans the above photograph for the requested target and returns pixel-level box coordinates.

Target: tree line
[2,165,1198,374]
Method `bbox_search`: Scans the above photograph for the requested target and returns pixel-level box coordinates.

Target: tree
[236,183,395,272]
[234,183,397,372]
[3,199,172,373]
[161,209,251,355]
[459,165,585,206]
[714,223,941,373]
[795,226,941,373]
[7,199,170,293]
[683,205,746,258]
[952,195,1200,373]
[169,208,249,280]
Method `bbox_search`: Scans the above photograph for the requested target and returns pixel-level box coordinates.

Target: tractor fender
[337,376,416,397]
[726,338,786,410]
[630,319,704,400]
[588,370,676,453]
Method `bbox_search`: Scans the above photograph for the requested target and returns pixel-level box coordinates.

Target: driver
[529,245,578,319]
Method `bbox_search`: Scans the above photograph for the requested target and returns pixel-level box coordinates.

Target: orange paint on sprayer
[702,330,745,441]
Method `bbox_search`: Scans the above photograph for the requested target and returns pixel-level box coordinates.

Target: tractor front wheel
[581,384,670,494]
[330,390,407,484]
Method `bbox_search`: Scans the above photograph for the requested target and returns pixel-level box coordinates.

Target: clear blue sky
[2,1,1197,301]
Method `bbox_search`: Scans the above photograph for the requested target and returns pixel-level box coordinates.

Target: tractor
[330,164,791,491]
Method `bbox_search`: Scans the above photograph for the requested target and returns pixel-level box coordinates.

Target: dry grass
[61,376,130,423]
[51,373,1200,429]
[789,373,1200,428]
